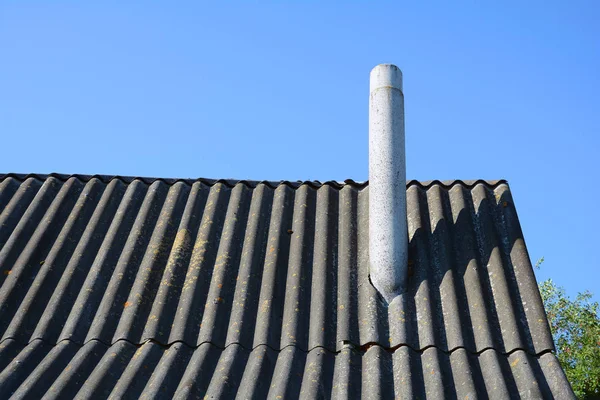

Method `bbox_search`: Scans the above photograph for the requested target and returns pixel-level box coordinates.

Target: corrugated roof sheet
[0,173,573,398]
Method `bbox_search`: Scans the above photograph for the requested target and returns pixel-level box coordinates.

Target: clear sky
[1,2,598,300]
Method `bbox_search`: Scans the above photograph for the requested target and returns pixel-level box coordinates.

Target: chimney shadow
[403,183,542,354]
[396,182,549,395]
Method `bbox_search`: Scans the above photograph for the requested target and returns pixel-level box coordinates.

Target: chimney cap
[370,64,403,93]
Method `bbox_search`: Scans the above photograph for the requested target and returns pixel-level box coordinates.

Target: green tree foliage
[537,258,600,399]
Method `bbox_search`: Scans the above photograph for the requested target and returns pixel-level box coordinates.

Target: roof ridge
[0,173,508,190]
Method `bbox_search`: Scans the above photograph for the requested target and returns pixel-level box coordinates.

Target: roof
[0,173,574,399]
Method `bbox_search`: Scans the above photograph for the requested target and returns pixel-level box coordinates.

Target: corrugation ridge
[136,340,193,399]
[233,343,276,399]
[0,178,19,213]
[308,185,339,350]
[336,185,360,349]
[267,340,307,398]
[252,185,295,349]
[299,346,335,399]
[0,178,43,249]
[0,173,508,190]
[280,185,317,351]
[361,343,395,399]
[169,182,231,345]
[106,334,164,399]
[412,185,440,349]
[202,339,250,399]
[171,339,220,399]
[492,183,555,353]
[224,184,274,349]
[196,184,253,347]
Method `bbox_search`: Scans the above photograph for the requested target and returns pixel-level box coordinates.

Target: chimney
[369,64,407,302]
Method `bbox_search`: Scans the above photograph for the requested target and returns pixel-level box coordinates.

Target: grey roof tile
[0,173,573,398]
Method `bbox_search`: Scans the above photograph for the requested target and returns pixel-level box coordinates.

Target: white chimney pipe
[369,64,407,302]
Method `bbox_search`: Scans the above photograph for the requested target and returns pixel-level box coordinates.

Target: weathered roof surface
[0,173,574,398]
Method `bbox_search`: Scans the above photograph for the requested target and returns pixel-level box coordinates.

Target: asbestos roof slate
[0,173,573,398]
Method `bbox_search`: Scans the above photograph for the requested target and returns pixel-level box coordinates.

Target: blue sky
[1,2,598,300]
